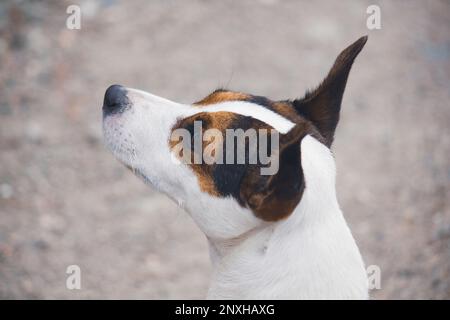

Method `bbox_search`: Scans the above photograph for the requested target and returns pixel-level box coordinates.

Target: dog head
[102,36,367,239]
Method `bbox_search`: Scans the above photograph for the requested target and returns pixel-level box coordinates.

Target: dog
[102,36,369,299]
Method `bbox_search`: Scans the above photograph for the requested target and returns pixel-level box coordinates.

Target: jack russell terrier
[102,36,369,299]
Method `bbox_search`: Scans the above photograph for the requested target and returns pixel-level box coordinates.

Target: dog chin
[103,124,137,170]
[108,145,136,170]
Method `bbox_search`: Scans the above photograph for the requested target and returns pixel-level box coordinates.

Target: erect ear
[239,124,311,221]
[293,36,368,147]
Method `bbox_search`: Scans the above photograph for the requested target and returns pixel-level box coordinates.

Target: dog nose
[103,84,129,115]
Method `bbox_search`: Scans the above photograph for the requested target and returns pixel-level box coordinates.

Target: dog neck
[205,136,368,299]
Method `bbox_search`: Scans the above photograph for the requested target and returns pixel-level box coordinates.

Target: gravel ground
[0,0,449,299]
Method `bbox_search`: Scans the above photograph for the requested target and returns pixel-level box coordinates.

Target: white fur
[186,101,295,133]
[103,88,368,299]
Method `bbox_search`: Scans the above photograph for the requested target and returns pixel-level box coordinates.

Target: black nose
[103,84,129,116]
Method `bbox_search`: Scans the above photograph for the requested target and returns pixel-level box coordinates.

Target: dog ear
[293,36,367,147]
[239,124,310,221]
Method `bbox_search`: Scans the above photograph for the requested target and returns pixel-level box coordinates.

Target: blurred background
[0,0,449,299]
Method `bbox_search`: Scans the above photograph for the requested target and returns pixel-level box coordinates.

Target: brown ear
[239,124,310,221]
[294,36,368,147]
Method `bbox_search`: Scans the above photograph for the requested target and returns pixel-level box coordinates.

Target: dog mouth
[103,124,153,187]
[102,113,137,168]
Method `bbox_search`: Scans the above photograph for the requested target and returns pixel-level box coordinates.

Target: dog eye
[184,122,195,136]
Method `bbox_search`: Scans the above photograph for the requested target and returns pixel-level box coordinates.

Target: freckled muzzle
[102,84,130,116]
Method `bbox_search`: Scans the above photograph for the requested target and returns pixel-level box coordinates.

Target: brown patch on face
[169,111,238,196]
[194,90,249,106]
[190,164,220,196]
[171,89,325,221]
[169,103,322,222]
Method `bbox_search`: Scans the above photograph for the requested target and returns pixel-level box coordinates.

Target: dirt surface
[0,0,449,299]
